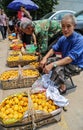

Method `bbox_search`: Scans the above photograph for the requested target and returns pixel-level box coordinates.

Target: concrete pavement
[0,35,83,130]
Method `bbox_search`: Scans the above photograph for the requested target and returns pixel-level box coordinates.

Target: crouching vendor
[40,14,83,94]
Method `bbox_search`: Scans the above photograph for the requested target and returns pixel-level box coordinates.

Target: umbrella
[7,0,39,11]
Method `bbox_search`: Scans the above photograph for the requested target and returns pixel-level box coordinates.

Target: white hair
[20,17,33,29]
[61,14,77,25]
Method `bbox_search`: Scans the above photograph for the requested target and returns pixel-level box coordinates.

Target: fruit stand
[0,38,63,130]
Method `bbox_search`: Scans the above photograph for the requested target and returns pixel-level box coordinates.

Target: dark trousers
[3,26,7,38]
[48,57,82,85]
[0,25,5,39]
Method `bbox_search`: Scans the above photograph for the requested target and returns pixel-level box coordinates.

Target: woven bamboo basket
[8,51,37,57]
[8,50,21,56]
[1,77,38,90]
[7,60,26,67]
[8,37,17,41]
[0,68,40,90]
[0,90,62,130]
[1,108,62,130]
[7,55,38,67]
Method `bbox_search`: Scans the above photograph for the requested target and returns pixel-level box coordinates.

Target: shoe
[58,88,67,94]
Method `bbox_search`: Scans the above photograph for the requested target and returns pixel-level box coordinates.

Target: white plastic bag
[31,77,46,93]
[46,86,69,107]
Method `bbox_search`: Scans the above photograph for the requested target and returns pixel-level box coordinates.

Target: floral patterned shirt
[33,19,61,54]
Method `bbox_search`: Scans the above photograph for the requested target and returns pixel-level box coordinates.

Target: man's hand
[20,7,32,20]
[40,57,47,69]
[43,62,53,74]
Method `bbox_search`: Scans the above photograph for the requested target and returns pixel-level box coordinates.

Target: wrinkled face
[61,18,75,37]
[22,25,34,34]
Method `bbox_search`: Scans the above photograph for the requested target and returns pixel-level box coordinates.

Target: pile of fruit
[0,70,18,80]
[29,62,39,68]
[0,92,59,125]
[0,93,28,124]
[10,43,23,50]
[31,92,59,113]
[23,69,39,77]
[8,35,16,40]
[0,69,39,81]
[7,56,19,62]
[7,55,38,62]
[9,50,21,56]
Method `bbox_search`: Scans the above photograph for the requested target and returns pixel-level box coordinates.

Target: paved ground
[0,35,83,130]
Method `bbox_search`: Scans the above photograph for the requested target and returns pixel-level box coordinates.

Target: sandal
[58,84,67,94]
[58,88,67,94]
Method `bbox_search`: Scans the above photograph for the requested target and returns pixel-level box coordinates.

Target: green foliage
[1,0,17,16]
[1,0,59,19]
[0,3,3,9]
[33,0,59,19]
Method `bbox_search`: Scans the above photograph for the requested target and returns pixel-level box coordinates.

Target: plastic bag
[41,71,57,89]
[26,44,37,54]
[31,71,56,94]
[11,33,16,37]
[31,77,46,94]
[46,86,69,107]
[32,72,69,107]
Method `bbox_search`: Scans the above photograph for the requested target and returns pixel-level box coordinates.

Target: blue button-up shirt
[52,32,83,68]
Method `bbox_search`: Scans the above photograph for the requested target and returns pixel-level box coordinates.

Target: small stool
[65,69,83,90]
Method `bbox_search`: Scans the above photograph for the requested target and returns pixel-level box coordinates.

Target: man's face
[22,25,34,35]
[61,18,75,37]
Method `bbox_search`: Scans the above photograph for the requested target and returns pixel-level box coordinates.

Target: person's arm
[43,56,73,74]
[53,56,73,66]
[21,7,32,20]
[43,48,55,59]
[40,48,55,68]
[32,33,37,45]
